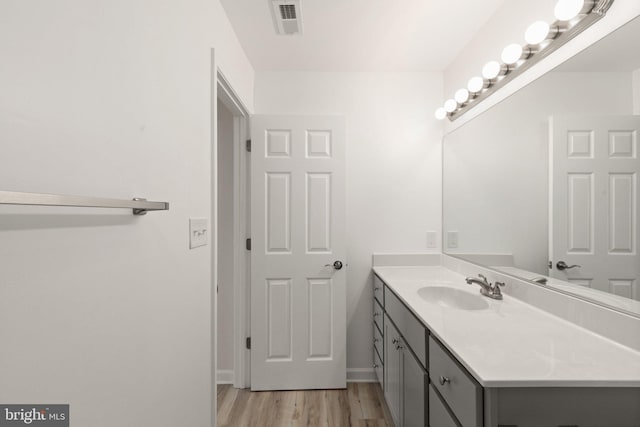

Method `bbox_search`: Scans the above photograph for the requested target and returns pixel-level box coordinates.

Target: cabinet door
[384,315,402,427]
[402,348,427,427]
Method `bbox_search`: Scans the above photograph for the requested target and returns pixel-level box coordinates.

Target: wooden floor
[217,382,394,427]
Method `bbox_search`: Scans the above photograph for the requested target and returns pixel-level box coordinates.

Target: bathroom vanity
[372,261,640,427]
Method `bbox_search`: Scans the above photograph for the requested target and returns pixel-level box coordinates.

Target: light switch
[190,218,209,249]
[447,231,458,249]
[426,231,437,248]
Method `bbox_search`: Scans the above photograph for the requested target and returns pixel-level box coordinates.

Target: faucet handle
[492,281,505,297]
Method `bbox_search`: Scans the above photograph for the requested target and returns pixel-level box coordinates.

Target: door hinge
[246,238,251,251]
[246,337,251,350]
[246,139,251,152]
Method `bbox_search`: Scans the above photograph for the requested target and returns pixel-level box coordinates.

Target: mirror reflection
[443,16,640,317]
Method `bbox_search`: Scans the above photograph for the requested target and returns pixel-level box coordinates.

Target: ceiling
[554,15,640,72]
[220,0,506,72]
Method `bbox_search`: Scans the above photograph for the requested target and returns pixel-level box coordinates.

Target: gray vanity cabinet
[402,344,427,427]
[428,385,459,427]
[429,336,482,427]
[374,274,428,427]
[373,275,385,387]
[384,315,403,426]
[384,313,427,427]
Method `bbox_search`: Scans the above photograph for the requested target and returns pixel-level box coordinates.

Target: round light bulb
[482,61,502,80]
[525,21,551,45]
[444,99,457,113]
[454,88,470,104]
[434,107,447,120]
[501,43,524,65]
[467,76,485,93]
[554,0,588,21]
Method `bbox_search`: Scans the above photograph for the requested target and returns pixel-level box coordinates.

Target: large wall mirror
[443,15,640,317]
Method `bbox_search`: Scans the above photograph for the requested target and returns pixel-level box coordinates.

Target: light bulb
[434,107,447,120]
[501,43,524,65]
[444,99,457,113]
[525,21,551,45]
[482,61,502,80]
[454,88,470,104]
[467,76,485,93]
[554,0,589,21]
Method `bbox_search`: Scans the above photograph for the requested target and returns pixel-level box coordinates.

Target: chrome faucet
[465,274,504,300]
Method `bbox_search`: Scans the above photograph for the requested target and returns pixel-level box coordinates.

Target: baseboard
[219,368,376,385]
[347,368,377,383]
[217,370,234,384]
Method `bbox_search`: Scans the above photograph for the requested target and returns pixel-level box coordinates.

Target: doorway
[216,72,250,390]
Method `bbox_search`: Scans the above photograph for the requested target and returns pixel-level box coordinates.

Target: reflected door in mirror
[550,115,640,301]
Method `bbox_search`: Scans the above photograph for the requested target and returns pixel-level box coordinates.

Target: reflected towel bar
[0,191,169,215]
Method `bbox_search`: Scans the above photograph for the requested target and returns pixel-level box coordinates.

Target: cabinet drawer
[429,385,459,427]
[373,274,384,306]
[429,336,482,427]
[384,286,427,368]
[373,298,383,333]
[374,345,384,389]
[373,320,383,361]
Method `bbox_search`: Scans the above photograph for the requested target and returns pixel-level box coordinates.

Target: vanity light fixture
[555,0,594,21]
[454,88,470,104]
[444,99,458,113]
[481,60,505,80]
[435,0,614,121]
[501,43,530,66]
[467,76,487,94]
[524,21,558,45]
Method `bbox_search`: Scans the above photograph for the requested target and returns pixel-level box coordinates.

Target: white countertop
[373,265,640,387]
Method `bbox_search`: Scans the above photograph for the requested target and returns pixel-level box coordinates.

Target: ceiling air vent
[271,0,303,35]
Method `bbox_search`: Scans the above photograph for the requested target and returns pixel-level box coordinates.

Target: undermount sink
[417,286,489,310]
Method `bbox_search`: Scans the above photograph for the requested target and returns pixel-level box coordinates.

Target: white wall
[254,72,443,372]
[634,69,640,114]
[444,71,633,274]
[216,100,234,376]
[0,1,253,426]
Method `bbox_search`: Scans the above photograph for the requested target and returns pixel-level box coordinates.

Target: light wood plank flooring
[217,382,394,426]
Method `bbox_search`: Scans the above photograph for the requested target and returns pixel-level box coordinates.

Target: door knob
[556,261,581,271]
[325,260,343,270]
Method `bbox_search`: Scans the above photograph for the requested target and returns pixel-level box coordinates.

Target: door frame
[216,70,251,389]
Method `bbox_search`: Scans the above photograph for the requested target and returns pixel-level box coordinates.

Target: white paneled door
[550,115,640,300]
[250,115,346,390]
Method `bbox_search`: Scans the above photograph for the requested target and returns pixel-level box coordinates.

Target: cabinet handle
[373,338,379,343]
[373,312,380,317]
[374,287,380,292]
[373,363,379,368]
[439,376,451,386]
